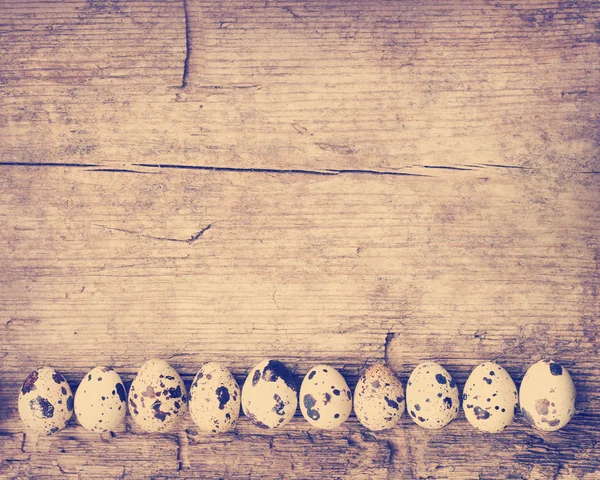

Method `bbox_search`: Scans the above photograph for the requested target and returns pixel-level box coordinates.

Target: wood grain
[0,0,599,478]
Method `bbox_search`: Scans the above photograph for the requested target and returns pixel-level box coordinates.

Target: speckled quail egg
[463,361,518,433]
[18,367,74,435]
[406,361,460,429]
[354,364,405,431]
[242,359,298,429]
[300,365,352,429]
[519,359,576,431]
[74,366,127,432]
[128,359,188,433]
[189,362,241,433]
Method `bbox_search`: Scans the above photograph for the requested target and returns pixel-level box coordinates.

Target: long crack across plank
[93,224,212,244]
[132,163,429,177]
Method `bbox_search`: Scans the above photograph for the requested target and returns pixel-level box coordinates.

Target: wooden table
[1,0,599,478]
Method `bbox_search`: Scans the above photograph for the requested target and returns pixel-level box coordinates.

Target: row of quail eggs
[18,358,576,435]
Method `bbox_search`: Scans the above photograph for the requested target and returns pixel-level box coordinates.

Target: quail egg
[354,364,405,431]
[18,367,73,435]
[519,359,576,431]
[128,359,188,433]
[242,359,298,429]
[406,361,459,429]
[75,366,127,432]
[300,365,352,429]
[463,361,518,433]
[189,362,240,433]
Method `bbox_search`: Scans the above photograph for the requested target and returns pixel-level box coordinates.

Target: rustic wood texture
[0,0,599,478]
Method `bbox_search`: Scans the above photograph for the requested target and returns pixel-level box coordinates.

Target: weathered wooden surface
[0,0,599,478]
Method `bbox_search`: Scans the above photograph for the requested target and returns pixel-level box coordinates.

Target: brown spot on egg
[549,363,563,376]
[535,398,550,416]
[52,372,65,384]
[262,360,296,391]
[473,406,489,420]
[31,396,54,418]
[151,400,170,422]
[116,383,126,403]
[216,386,230,410]
[272,393,286,416]
[252,370,261,387]
[22,370,39,394]
[142,385,156,398]
[303,394,320,421]
[168,385,182,399]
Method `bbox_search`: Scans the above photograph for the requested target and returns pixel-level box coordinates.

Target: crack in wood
[86,168,159,174]
[176,431,190,471]
[93,224,212,244]
[481,163,528,169]
[421,165,473,171]
[384,332,395,365]
[180,0,191,89]
[0,162,99,168]
[132,163,429,177]
[191,84,263,89]
[385,440,397,480]
[0,162,546,176]
[314,142,356,155]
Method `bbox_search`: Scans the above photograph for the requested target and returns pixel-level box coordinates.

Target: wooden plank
[1,0,598,170]
[0,166,598,478]
[1,412,598,478]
